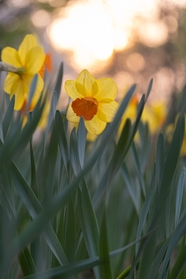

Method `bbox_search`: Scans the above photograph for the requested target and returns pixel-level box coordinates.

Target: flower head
[1,34,45,110]
[65,69,118,135]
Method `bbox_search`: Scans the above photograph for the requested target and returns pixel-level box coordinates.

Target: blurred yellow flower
[1,34,45,110]
[118,94,138,136]
[142,102,167,134]
[119,95,166,136]
[65,69,119,135]
[21,93,50,129]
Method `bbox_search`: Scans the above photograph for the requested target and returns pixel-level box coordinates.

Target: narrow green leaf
[138,231,156,279]
[145,78,153,102]
[121,163,140,214]
[169,243,186,279]
[99,210,112,279]
[64,200,76,262]
[77,117,86,169]
[156,133,164,190]
[78,180,100,278]
[135,163,156,254]
[159,210,186,279]
[55,110,69,172]
[30,140,38,197]
[148,239,169,279]
[0,105,4,144]
[175,167,186,227]
[18,247,38,276]
[160,115,184,201]
[45,63,63,142]
[21,257,100,279]
[2,95,15,138]
[70,127,81,176]
[131,142,146,197]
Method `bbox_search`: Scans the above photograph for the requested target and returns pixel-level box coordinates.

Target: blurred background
[1,0,186,111]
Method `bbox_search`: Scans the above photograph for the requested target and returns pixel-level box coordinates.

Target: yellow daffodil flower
[1,34,45,110]
[65,69,119,135]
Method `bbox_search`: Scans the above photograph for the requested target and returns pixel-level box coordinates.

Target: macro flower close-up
[1,34,45,110]
[65,69,119,135]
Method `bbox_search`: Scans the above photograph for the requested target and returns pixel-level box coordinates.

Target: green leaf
[77,117,86,169]
[131,142,146,197]
[3,95,15,138]
[45,63,63,142]
[99,210,112,279]
[120,163,140,214]
[169,243,186,279]
[18,247,37,276]
[158,209,186,279]
[64,200,76,262]
[138,231,156,279]
[135,163,157,254]
[0,104,4,144]
[70,127,81,176]
[160,115,184,202]
[156,133,164,190]
[147,239,169,279]
[78,180,100,278]
[145,78,153,102]
[29,140,38,197]
[55,110,69,172]
[21,257,100,279]
[175,167,186,227]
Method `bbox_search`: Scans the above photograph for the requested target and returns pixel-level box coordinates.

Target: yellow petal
[1,47,22,67]
[85,115,106,135]
[98,101,119,122]
[25,47,45,75]
[66,104,80,123]
[4,73,19,94]
[38,99,50,129]
[96,108,107,122]
[22,74,44,101]
[18,34,38,65]
[95,78,118,101]
[76,69,98,97]
[65,80,83,100]
[33,74,44,95]
[11,79,25,110]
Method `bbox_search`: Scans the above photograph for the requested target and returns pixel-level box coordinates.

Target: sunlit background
[1,0,186,108]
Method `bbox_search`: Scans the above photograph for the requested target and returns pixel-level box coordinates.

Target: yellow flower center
[72,97,98,120]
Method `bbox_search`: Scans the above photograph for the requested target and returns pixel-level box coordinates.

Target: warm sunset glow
[47,0,186,69]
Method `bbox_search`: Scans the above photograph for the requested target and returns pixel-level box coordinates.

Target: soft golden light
[31,10,51,28]
[47,0,185,69]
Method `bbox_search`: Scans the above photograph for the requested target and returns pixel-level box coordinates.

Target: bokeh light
[47,0,163,70]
